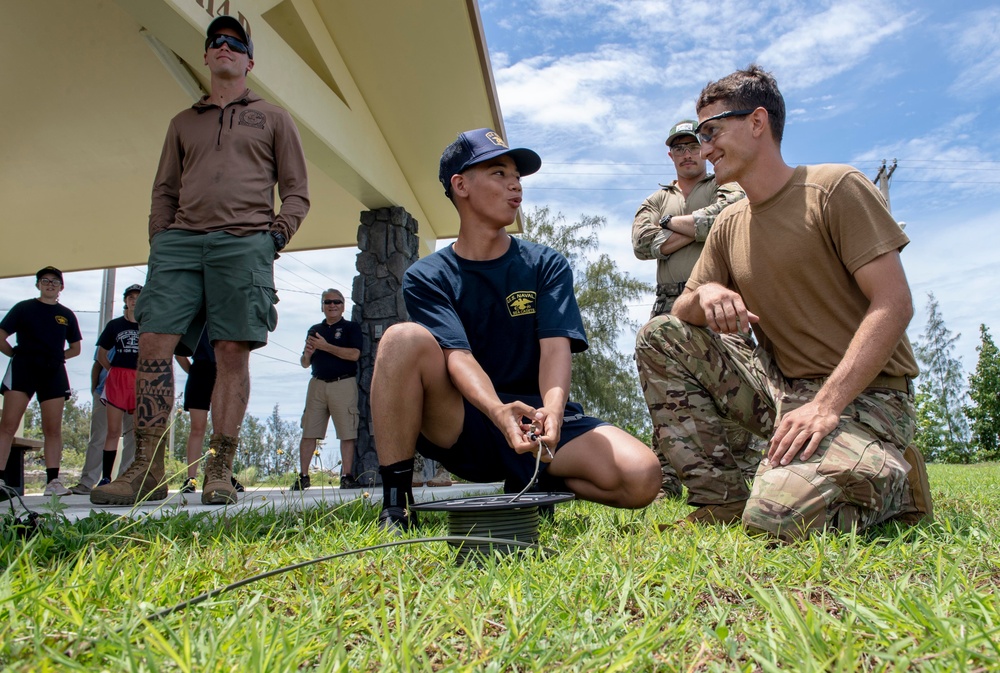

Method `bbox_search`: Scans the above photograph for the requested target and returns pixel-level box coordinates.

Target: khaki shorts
[300,376,359,440]
[135,229,278,354]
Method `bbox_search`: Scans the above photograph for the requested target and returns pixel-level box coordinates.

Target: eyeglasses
[695,109,757,144]
[38,279,62,287]
[669,142,701,156]
[206,34,249,55]
[323,299,344,306]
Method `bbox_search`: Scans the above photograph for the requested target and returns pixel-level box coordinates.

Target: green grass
[2,463,999,672]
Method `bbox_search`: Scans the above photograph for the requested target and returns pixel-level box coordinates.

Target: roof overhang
[0,0,505,278]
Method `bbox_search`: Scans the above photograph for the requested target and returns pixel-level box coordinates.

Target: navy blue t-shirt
[403,237,587,397]
[308,318,362,380]
[0,299,82,364]
[98,316,140,370]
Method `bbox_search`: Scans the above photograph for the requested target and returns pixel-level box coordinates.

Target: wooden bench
[1,436,44,496]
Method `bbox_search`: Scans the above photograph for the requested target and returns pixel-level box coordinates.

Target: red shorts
[101,366,137,413]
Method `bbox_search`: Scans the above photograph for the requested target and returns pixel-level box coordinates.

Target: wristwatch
[270,230,287,252]
[658,214,673,230]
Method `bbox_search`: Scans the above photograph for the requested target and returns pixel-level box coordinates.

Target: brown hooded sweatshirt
[148,89,309,241]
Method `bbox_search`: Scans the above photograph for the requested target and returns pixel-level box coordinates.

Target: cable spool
[410,492,574,565]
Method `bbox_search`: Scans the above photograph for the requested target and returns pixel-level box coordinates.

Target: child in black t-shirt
[0,267,82,498]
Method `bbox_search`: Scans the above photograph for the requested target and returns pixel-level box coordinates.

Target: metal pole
[98,268,116,330]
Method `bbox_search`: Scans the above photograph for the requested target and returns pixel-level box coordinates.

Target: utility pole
[872,159,897,213]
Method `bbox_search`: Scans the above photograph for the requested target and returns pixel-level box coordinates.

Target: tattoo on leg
[136,358,174,430]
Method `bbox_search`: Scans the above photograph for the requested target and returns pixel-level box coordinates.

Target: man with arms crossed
[635,65,931,539]
[632,120,754,500]
[372,128,660,531]
[92,16,309,505]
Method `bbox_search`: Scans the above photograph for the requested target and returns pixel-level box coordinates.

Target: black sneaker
[231,476,245,493]
[289,474,311,491]
[340,474,361,489]
[180,477,197,493]
[378,506,417,534]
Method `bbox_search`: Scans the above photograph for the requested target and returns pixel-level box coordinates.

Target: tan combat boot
[658,500,748,531]
[894,444,933,525]
[90,429,168,505]
[202,433,239,505]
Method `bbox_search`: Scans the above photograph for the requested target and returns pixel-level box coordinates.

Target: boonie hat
[665,120,699,147]
[439,128,542,197]
[123,284,143,298]
[206,15,254,59]
[35,266,63,283]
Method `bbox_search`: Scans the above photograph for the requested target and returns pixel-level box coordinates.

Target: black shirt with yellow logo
[0,299,82,364]
[403,237,587,397]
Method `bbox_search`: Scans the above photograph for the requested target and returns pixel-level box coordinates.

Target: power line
[284,253,353,293]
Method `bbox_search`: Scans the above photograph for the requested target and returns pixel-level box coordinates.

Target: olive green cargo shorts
[135,230,278,354]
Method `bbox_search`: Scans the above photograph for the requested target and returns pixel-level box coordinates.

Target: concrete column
[351,206,419,485]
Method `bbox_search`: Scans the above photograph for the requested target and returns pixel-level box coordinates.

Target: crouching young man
[372,128,661,530]
[635,65,932,540]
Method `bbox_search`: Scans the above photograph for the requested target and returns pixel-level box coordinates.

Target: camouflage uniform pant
[635,315,915,540]
[646,296,762,497]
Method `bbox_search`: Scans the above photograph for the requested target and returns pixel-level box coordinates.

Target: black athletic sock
[46,467,59,483]
[103,450,118,480]
[379,459,415,509]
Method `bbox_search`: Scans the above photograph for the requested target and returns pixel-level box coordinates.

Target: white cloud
[495,47,659,132]
[946,8,1000,98]
[758,1,912,89]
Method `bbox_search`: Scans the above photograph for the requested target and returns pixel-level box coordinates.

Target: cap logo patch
[485,131,508,148]
[506,291,536,317]
[676,122,693,131]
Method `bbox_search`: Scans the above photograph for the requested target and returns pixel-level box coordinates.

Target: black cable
[446,509,541,565]
[142,535,551,624]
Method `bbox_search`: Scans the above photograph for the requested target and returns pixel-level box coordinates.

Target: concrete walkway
[5,483,503,523]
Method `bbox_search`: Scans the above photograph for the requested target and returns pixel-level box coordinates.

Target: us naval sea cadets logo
[485,131,508,148]
[507,291,536,317]
[55,315,68,326]
[239,109,266,129]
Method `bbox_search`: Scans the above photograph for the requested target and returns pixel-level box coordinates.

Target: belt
[657,282,687,298]
[866,374,911,394]
[317,374,355,383]
[806,374,910,394]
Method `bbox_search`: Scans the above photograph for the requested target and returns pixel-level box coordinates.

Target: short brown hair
[697,64,786,145]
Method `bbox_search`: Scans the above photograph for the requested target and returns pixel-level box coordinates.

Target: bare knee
[139,333,181,360]
[214,340,250,368]
[376,323,438,365]
[621,448,662,508]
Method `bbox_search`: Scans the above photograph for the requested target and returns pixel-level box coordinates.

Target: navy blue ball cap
[36,266,63,283]
[206,16,254,59]
[123,284,143,299]
[439,128,542,197]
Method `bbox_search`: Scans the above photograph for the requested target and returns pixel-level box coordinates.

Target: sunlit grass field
[1,463,998,672]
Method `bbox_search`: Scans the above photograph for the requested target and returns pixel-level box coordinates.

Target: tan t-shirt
[688,164,919,380]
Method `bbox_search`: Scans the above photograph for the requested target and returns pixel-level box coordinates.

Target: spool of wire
[410,492,574,565]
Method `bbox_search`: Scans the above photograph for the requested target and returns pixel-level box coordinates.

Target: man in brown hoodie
[91,16,309,506]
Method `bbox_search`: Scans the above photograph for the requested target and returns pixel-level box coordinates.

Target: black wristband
[658,214,673,229]
[270,230,287,252]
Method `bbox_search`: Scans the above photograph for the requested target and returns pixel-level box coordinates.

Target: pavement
[3,482,504,523]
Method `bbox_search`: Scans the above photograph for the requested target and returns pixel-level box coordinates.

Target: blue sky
[2,0,998,455]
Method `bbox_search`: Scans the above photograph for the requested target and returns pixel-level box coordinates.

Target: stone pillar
[351,206,420,486]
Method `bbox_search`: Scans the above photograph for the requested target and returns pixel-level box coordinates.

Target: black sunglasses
[205,34,249,55]
[694,109,757,144]
[323,299,344,305]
